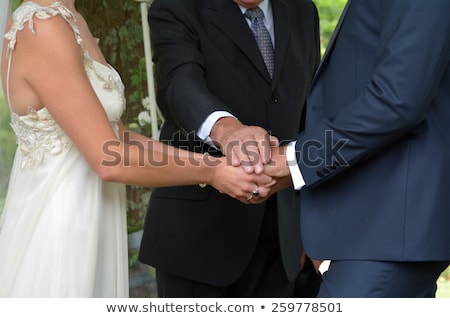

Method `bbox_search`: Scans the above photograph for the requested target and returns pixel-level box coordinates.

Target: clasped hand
[210,118,292,204]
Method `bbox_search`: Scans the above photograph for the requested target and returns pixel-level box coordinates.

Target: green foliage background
[313,0,347,55]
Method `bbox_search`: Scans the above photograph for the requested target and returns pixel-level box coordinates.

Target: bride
[0,0,276,297]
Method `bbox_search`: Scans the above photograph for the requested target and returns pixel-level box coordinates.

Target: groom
[266,0,450,297]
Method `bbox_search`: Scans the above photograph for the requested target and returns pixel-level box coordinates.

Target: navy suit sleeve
[296,0,450,187]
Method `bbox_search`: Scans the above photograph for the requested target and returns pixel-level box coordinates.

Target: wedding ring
[247,194,253,201]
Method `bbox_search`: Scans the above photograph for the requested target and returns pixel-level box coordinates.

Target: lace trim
[4,2,82,59]
[84,57,126,113]
[10,108,72,169]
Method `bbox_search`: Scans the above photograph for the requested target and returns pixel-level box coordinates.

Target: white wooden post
[134,0,159,140]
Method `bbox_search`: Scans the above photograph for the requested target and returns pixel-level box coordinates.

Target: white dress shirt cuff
[197,111,236,146]
[286,141,305,190]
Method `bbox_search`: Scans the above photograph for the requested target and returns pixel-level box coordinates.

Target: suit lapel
[313,0,352,82]
[207,0,272,83]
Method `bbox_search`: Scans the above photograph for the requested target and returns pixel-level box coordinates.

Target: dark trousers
[156,196,298,297]
[318,260,450,298]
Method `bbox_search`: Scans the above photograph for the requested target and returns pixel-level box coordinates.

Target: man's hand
[210,117,279,174]
[301,249,323,273]
[264,145,291,178]
[245,146,294,204]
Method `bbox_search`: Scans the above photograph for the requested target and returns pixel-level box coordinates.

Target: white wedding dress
[0,2,129,297]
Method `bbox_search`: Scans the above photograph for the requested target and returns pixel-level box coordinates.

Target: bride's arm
[117,122,274,199]
[15,15,272,203]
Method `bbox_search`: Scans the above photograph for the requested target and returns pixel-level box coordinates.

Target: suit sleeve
[149,0,234,134]
[296,0,450,187]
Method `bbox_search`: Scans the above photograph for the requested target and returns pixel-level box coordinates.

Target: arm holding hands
[118,124,275,204]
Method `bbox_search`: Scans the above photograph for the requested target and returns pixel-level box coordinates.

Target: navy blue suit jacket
[296,0,450,261]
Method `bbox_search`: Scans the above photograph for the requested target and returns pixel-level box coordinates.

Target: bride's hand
[248,175,292,204]
[208,156,276,204]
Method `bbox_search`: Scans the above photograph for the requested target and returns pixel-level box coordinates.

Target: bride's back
[1,1,110,117]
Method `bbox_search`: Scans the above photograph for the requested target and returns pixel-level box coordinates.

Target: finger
[254,171,272,184]
[255,186,271,197]
[221,138,240,167]
[263,151,287,178]
[230,145,245,167]
[269,135,280,148]
[235,141,259,173]
[247,189,272,204]
[260,178,277,188]
[255,131,272,165]
[237,192,253,205]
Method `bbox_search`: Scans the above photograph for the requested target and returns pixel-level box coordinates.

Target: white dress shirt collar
[237,0,272,25]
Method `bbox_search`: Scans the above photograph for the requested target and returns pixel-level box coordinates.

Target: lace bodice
[4,2,126,169]
[10,107,72,169]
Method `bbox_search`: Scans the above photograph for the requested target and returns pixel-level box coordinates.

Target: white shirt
[286,141,306,189]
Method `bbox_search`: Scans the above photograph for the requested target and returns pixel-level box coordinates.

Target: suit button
[270,96,278,104]
[316,170,324,177]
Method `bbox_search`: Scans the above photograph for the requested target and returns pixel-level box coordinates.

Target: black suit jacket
[139,0,320,285]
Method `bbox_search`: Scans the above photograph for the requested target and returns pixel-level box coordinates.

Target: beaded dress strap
[4,2,85,113]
